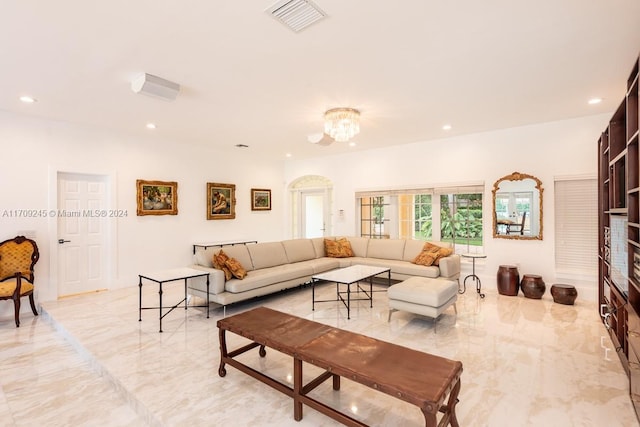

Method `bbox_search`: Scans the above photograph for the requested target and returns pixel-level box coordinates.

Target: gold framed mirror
[492,172,543,240]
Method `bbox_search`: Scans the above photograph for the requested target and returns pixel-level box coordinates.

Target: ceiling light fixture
[588,97,603,105]
[442,124,452,131]
[146,123,157,129]
[324,108,360,143]
[19,96,36,103]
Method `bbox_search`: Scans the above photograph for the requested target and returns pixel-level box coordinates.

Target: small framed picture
[136,180,178,216]
[251,188,271,211]
[207,182,236,220]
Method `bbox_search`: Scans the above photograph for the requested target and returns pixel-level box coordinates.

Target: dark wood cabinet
[598,53,640,419]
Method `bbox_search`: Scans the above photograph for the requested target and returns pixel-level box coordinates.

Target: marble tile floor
[1,282,639,427]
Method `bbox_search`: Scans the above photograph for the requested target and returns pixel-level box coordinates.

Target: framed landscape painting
[207,182,236,220]
[136,180,178,216]
[251,188,271,211]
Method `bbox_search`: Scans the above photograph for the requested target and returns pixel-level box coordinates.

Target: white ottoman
[388,277,458,322]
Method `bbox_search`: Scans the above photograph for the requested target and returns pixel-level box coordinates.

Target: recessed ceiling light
[19,96,36,103]
[442,124,452,131]
[285,153,292,158]
[146,123,156,129]
[588,98,602,105]
[348,142,356,147]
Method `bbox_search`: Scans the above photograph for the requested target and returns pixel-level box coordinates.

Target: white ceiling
[2,1,640,160]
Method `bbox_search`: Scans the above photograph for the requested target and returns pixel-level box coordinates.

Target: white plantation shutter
[554,178,598,275]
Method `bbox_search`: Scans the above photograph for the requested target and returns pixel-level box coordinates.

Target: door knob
[58,239,70,244]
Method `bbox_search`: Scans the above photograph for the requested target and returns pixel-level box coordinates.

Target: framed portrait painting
[207,182,236,220]
[251,188,271,211]
[136,180,178,216]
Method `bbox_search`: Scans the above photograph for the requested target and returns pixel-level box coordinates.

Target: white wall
[0,109,611,323]
[284,114,612,301]
[0,110,286,320]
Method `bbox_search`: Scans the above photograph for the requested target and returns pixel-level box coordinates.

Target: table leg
[347,282,351,319]
[159,282,163,333]
[184,278,188,310]
[206,274,210,318]
[369,276,373,308]
[138,276,142,321]
[312,279,316,311]
[472,259,485,298]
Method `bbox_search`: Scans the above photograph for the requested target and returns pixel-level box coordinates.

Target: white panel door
[58,173,109,297]
[301,191,328,238]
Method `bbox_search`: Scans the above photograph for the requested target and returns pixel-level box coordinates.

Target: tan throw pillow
[422,242,441,253]
[324,239,340,257]
[416,242,454,266]
[336,238,354,257]
[225,257,247,279]
[213,250,232,281]
[324,238,354,258]
[433,247,453,266]
[412,251,437,266]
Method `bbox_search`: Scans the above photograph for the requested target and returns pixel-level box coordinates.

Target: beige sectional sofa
[187,237,460,308]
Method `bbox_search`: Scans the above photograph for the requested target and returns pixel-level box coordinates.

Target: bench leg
[422,376,461,427]
[388,308,397,322]
[294,358,303,421]
[218,328,227,377]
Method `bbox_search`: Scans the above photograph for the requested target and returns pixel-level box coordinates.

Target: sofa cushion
[194,248,215,268]
[325,238,354,258]
[367,238,406,260]
[248,242,288,270]
[282,239,316,263]
[225,263,314,293]
[346,237,369,257]
[225,257,247,279]
[403,239,427,262]
[311,237,326,258]
[356,258,440,278]
[220,245,254,272]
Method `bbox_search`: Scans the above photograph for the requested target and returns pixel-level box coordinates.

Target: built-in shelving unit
[598,53,640,418]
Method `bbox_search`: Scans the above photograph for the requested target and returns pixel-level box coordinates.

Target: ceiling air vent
[266,0,326,33]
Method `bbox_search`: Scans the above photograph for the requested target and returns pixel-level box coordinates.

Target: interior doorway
[301,190,326,238]
[57,172,112,297]
[289,175,332,238]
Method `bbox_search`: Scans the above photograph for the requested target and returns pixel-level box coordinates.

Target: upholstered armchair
[0,236,40,327]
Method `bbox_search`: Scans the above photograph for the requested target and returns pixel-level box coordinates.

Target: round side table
[460,253,486,298]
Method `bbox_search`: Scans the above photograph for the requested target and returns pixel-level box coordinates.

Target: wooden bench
[217,307,463,426]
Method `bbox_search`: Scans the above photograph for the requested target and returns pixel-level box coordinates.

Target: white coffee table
[138,267,210,332]
[311,265,391,319]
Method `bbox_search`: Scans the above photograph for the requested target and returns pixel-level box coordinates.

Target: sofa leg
[453,303,457,315]
[388,308,397,322]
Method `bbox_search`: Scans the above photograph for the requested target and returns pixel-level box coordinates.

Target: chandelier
[324,108,360,142]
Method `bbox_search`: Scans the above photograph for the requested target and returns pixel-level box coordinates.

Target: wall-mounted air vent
[266,0,326,33]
